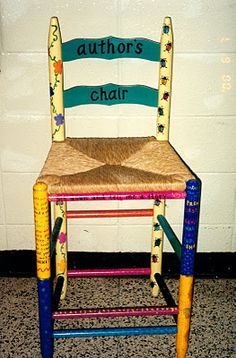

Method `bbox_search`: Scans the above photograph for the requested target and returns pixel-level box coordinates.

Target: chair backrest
[48,17,173,142]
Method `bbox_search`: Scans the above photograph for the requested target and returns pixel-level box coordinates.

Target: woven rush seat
[38,136,194,194]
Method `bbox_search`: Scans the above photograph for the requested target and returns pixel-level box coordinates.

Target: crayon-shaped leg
[176,179,201,358]
[151,199,165,297]
[33,182,53,358]
[54,201,67,299]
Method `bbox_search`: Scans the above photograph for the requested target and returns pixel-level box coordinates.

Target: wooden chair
[33,16,201,358]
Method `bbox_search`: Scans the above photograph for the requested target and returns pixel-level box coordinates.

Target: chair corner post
[156,16,173,141]
[33,182,51,280]
[181,179,201,276]
[176,179,201,357]
[48,16,65,142]
[33,182,53,357]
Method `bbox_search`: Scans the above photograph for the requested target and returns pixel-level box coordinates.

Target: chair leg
[54,201,67,300]
[151,199,165,297]
[33,183,53,358]
[176,179,201,358]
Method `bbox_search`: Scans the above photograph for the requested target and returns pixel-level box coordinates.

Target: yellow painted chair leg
[151,199,165,297]
[34,182,51,280]
[54,201,67,299]
[176,275,194,358]
[33,182,53,356]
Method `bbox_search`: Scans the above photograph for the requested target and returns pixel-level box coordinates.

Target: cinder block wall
[0,0,235,252]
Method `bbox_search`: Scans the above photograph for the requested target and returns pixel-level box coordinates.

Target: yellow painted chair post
[156,16,173,141]
[48,17,67,299]
[151,16,173,297]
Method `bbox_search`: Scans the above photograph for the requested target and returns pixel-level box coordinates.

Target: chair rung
[48,191,186,202]
[67,209,153,218]
[50,217,63,257]
[67,267,150,277]
[53,326,177,338]
[157,215,182,260]
[154,273,178,323]
[52,276,64,311]
[53,306,178,320]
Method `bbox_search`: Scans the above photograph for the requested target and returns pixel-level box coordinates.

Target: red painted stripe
[66,209,153,218]
[67,268,150,277]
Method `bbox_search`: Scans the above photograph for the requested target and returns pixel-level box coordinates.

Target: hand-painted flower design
[50,86,54,97]
[53,59,62,74]
[59,260,67,272]
[54,113,64,126]
[59,232,67,244]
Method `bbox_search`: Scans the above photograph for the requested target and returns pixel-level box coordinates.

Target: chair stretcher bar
[67,267,150,277]
[53,326,177,338]
[48,191,186,202]
[53,306,178,320]
[154,273,178,323]
[52,276,64,311]
[50,217,63,257]
[157,215,182,260]
[66,208,153,218]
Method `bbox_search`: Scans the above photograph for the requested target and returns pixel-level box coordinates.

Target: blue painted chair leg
[176,179,201,358]
[38,279,53,358]
[181,179,201,276]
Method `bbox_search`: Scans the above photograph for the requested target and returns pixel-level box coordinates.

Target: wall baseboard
[0,251,235,278]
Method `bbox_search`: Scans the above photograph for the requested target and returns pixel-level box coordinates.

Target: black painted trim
[0,251,235,278]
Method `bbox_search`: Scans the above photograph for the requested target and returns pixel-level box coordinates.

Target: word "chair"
[33,16,201,358]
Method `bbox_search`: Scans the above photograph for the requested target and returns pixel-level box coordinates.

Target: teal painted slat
[62,37,160,62]
[63,84,158,108]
